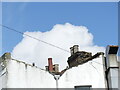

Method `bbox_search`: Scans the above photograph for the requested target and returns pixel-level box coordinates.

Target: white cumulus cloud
[12,23,105,70]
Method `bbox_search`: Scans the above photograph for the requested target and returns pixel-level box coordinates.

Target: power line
[0,24,70,53]
[1,24,116,70]
[91,60,119,72]
[92,60,105,66]
[0,24,106,65]
[89,62,101,75]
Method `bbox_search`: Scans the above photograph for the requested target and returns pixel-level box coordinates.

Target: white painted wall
[0,56,106,88]
[2,59,56,88]
[59,57,106,88]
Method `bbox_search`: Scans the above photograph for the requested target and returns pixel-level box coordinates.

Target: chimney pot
[73,45,79,53]
[70,47,74,55]
[48,58,53,72]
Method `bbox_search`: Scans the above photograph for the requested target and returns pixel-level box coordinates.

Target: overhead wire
[1,24,116,70]
[89,62,101,75]
[1,24,119,81]
[92,60,105,66]
[0,24,70,53]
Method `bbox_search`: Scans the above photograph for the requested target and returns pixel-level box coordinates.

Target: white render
[0,58,56,89]
[0,54,106,89]
[59,56,106,88]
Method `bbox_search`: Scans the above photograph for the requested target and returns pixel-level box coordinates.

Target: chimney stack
[70,45,79,55]
[48,58,53,72]
[2,52,11,60]
[105,45,119,88]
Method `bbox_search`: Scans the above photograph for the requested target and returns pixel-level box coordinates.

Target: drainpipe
[101,52,108,89]
[54,75,60,90]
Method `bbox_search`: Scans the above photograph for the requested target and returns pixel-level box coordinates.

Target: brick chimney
[48,58,53,72]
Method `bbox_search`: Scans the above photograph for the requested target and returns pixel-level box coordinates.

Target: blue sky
[2,2,118,55]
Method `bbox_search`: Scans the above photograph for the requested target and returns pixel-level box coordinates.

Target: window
[74,85,92,90]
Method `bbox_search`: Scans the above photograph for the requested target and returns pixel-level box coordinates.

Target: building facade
[0,45,120,89]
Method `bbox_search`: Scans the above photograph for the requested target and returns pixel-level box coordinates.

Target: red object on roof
[48,58,53,72]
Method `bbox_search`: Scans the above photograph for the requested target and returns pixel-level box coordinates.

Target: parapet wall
[0,53,56,88]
